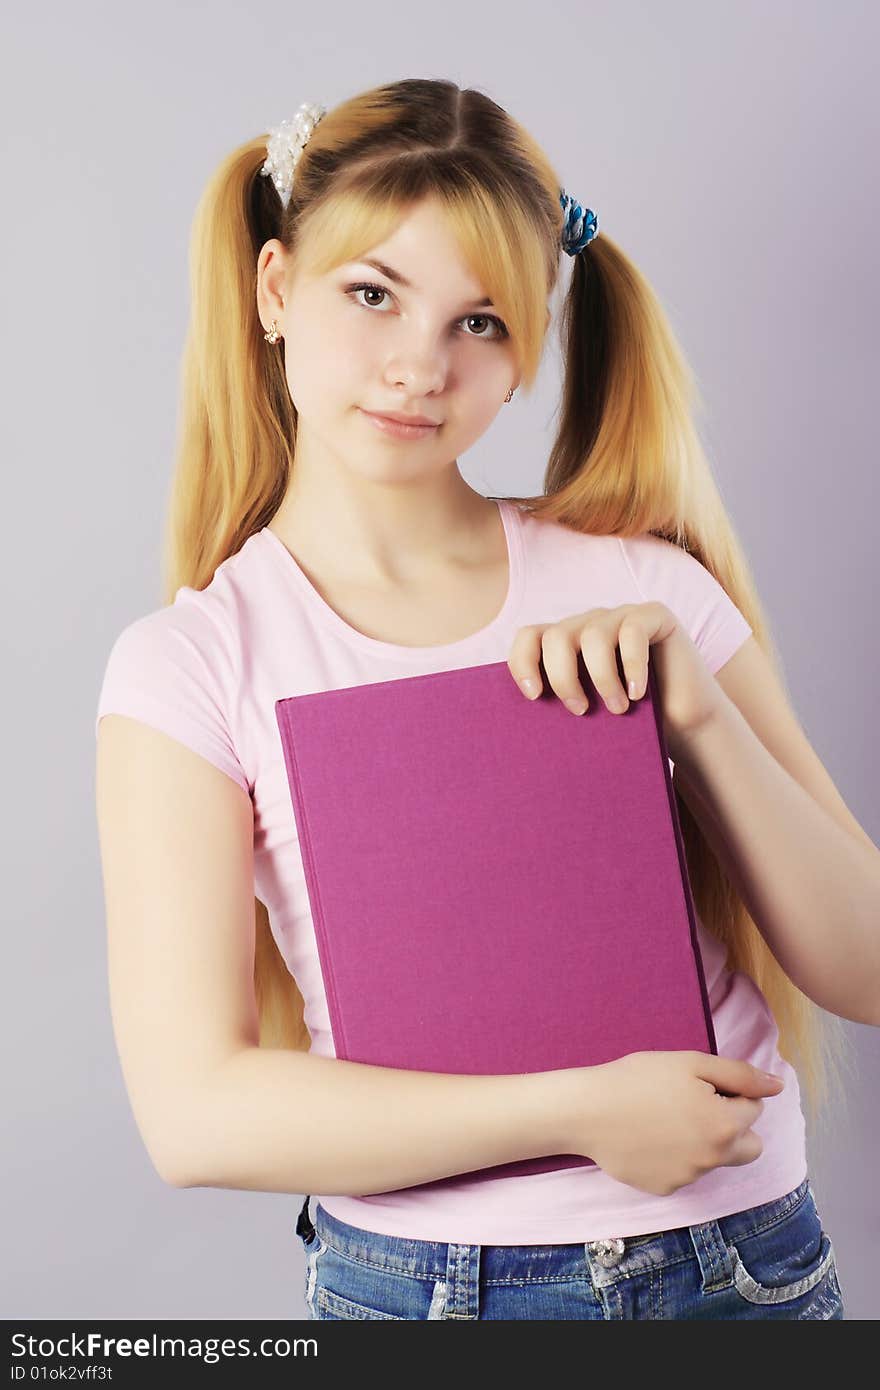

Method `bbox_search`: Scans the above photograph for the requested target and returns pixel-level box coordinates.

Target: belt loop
[444,1243,481,1319]
[688,1219,734,1293]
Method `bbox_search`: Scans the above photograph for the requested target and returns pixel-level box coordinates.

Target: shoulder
[94,536,265,795]
[616,532,754,675]
[99,587,234,701]
[515,508,715,589]
[513,504,620,566]
[616,531,736,607]
[101,530,265,674]
[616,530,708,584]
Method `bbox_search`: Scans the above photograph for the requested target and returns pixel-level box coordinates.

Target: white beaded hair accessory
[260,102,327,211]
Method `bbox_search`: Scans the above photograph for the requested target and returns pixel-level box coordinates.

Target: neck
[268,459,501,588]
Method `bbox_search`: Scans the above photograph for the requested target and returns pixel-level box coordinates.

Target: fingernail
[763,1072,783,1083]
[564,698,588,715]
[628,679,640,700]
[520,678,540,698]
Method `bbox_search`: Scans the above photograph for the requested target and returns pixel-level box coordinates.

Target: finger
[539,625,592,713]
[578,621,632,714]
[507,625,546,698]
[719,1128,764,1169]
[616,612,651,703]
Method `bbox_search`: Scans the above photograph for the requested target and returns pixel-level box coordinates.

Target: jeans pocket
[309,1242,413,1320]
[316,1285,407,1320]
[307,1238,448,1320]
[724,1185,840,1308]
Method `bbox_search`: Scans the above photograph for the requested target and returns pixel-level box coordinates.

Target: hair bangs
[291,159,551,386]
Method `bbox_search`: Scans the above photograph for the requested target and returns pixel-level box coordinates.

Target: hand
[507,602,727,763]
[563,1050,784,1197]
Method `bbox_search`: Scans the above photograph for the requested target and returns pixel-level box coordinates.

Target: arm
[189,1047,579,1195]
[672,645,880,1026]
[95,714,585,1193]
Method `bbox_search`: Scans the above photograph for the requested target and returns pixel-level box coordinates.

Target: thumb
[697,1054,785,1098]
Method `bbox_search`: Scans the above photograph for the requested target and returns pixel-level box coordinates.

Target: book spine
[275,703,347,1057]
[644,663,718,1055]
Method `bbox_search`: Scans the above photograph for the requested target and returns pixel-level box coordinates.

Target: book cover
[275,653,716,1182]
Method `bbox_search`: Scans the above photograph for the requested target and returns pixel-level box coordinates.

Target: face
[257,197,521,484]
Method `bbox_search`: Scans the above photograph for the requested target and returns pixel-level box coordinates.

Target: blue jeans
[295,1176,845,1319]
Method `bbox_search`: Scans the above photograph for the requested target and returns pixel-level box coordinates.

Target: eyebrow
[350,257,496,309]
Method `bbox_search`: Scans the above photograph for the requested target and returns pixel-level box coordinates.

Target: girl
[95,78,877,1320]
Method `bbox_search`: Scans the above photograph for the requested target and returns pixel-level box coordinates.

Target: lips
[364,409,440,427]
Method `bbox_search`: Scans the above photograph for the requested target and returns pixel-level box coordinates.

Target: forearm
[673,696,880,1025]
[171,1047,584,1195]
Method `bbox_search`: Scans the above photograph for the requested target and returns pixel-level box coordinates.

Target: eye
[344,282,509,341]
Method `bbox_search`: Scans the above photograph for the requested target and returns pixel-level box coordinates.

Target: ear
[256,239,290,325]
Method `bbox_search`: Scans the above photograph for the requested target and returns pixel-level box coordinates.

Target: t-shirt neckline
[258,497,526,660]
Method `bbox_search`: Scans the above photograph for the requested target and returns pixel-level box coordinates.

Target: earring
[264,319,281,344]
[504,387,514,403]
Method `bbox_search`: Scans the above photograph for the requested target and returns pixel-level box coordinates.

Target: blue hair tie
[559,188,599,256]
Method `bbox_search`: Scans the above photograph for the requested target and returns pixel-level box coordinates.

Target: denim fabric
[294,1176,844,1320]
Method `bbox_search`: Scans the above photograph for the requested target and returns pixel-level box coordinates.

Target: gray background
[3,0,877,1320]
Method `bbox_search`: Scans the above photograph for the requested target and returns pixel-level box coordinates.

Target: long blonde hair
[161,77,853,1132]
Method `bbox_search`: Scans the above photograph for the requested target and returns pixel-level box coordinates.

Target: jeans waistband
[295,1176,812,1282]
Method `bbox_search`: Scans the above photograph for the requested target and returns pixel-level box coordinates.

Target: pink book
[275,656,717,1183]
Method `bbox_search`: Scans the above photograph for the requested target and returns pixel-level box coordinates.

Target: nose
[383,339,448,398]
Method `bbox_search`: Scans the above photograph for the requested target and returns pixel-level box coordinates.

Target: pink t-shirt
[95,498,807,1244]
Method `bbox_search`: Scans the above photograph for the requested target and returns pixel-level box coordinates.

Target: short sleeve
[618,534,753,675]
[95,607,251,795]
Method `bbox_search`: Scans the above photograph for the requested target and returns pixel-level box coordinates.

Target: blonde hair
[161,77,853,1134]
